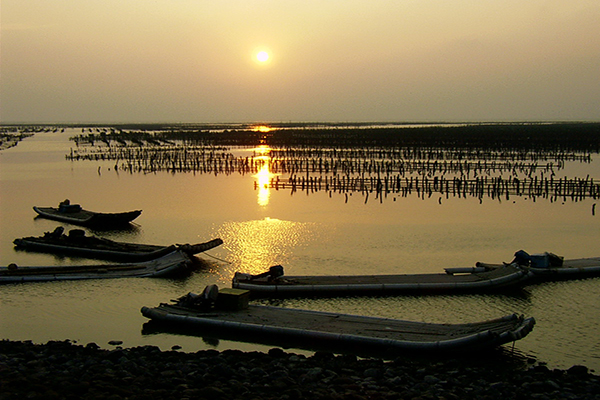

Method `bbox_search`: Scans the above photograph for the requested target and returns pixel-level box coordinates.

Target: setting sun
[256,51,269,62]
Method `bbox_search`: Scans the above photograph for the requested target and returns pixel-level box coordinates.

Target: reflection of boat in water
[231,264,531,297]
[14,227,223,262]
[477,250,600,281]
[33,200,141,228]
[1,250,191,283]
[141,286,536,355]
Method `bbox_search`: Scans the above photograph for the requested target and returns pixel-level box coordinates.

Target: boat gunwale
[0,250,190,283]
[232,265,531,295]
[141,304,536,353]
[33,206,142,227]
[14,238,175,262]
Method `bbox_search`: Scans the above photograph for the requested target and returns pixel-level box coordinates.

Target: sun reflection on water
[252,125,274,133]
[215,217,318,280]
[252,145,278,206]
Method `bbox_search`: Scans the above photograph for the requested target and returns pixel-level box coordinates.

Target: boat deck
[255,266,520,285]
[232,264,529,296]
[477,257,600,277]
[35,207,97,220]
[142,303,535,352]
[1,251,189,283]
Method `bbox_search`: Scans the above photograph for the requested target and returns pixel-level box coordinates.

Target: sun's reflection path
[215,218,318,281]
[252,145,278,206]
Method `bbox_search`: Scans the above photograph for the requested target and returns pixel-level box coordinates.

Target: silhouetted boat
[476,250,600,281]
[33,200,141,228]
[141,286,536,355]
[14,227,223,262]
[1,250,191,283]
[231,264,530,297]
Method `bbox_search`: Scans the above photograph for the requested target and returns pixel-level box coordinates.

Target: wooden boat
[33,200,141,228]
[231,263,531,297]
[0,250,190,283]
[141,286,536,355]
[476,251,600,281]
[14,227,223,262]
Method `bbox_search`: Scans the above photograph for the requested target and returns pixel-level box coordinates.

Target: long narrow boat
[141,287,536,355]
[14,227,223,262]
[231,264,531,297]
[0,250,190,283]
[33,200,141,228]
[476,256,600,281]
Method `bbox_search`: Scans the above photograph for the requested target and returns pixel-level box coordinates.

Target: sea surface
[1,126,599,371]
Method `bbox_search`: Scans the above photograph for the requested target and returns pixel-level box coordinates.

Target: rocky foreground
[1,340,598,400]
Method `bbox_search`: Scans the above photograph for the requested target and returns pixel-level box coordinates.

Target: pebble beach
[1,340,598,400]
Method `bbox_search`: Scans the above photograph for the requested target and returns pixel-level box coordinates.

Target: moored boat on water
[477,250,600,281]
[141,286,536,355]
[231,263,531,297]
[33,200,141,228]
[0,250,191,283]
[14,227,223,262]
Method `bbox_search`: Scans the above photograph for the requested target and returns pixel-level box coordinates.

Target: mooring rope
[202,251,232,264]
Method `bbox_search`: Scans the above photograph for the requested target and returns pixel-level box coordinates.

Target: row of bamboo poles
[256,174,599,203]
[67,145,577,177]
[66,142,600,202]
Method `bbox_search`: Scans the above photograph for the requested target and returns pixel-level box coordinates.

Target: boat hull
[232,264,531,297]
[477,257,600,281]
[141,303,535,355]
[1,250,190,283]
[14,233,223,262]
[33,206,141,228]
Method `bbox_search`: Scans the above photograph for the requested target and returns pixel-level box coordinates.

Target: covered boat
[1,250,190,283]
[33,200,141,228]
[477,250,600,281]
[14,227,223,262]
[231,263,531,297]
[141,286,536,355]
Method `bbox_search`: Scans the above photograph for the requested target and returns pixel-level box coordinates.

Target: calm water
[1,128,599,371]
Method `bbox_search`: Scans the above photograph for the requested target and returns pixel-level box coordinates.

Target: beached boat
[141,286,536,355]
[0,250,190,283]
[231,264,531,297]
[14,227,223,262]
[33,200,141,228]
[476,250,600,281]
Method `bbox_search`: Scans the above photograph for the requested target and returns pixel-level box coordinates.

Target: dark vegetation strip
[67,122,600,151]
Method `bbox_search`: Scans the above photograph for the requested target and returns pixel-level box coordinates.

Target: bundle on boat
[476,249,600,281]
[0,250,191,283]
[231,263,531,297]
[141,285,536,355]
[14,226,223,262]
[33,199,141,228]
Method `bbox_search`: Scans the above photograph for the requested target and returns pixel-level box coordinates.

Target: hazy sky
[1,1,599,123]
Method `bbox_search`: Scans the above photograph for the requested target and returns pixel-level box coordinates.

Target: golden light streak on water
[216,217,317,277]
[252,125,274,133]
[252,145,278,206]
[255,163,271,206]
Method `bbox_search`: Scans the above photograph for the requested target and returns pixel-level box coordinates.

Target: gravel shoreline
[1,340,598,400]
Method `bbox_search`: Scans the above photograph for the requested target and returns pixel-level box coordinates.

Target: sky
[1,1,599,123]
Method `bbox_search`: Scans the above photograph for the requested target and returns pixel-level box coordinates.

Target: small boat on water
[0,250,191,283]
[141,286,536,355]
[477,250,600,281]
[231,263,531,297]
[33,200,141,228]
[14,227,224,262]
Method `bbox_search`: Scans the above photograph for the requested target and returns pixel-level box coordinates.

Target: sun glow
[256,51,269,62]
[252,145,277,206]
[252,125,273,133]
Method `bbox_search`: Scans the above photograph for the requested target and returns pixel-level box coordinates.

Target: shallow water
[1,128,599,371]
